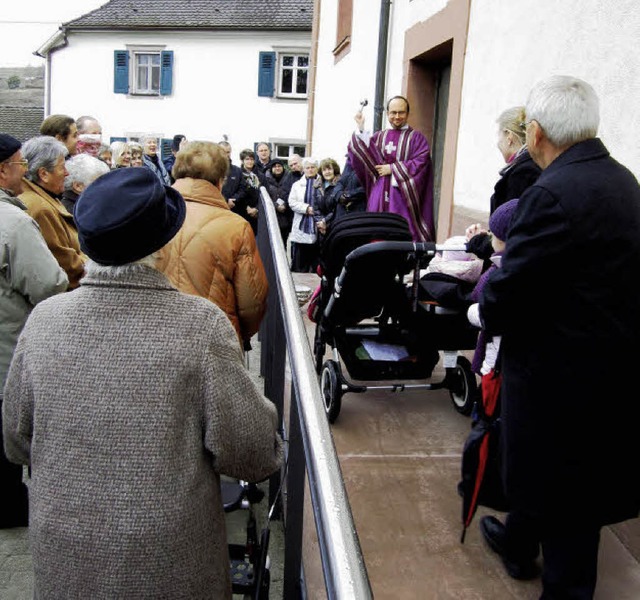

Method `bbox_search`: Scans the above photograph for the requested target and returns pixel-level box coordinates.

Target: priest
[348,95,435,241]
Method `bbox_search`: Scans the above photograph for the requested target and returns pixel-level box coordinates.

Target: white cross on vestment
[384,140,397,154]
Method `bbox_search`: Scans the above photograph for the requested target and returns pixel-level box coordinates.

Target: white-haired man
[478,76,640,597]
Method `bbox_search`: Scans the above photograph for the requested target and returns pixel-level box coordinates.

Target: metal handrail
[259,188,372,599]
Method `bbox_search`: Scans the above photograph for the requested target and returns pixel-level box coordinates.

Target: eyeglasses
[388,111,407,117]
[5,159,28,167]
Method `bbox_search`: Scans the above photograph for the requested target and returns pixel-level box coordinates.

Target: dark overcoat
[489,148,541,214]
[265,170,293,232]
[481,138,640,529]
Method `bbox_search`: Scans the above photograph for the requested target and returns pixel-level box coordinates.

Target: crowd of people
[1,74,639,599]
[21,107,428,277]
[0,116,283,597]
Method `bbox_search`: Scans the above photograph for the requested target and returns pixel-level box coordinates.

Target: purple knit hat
[489,198,519,242]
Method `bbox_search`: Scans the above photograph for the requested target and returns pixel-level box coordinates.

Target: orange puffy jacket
[158,178,268,342]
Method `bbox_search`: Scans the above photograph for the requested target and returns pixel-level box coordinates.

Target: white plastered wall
[49,30,310,159]
[311,0,380,164]
[455,0,640,212]
[312,0,640,214]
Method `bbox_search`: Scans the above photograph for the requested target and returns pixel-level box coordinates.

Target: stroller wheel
[448,356,476,416]
[321,360,343,423]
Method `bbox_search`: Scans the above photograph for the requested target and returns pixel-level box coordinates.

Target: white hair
[526,75,599,148]
[64,154,110,191]
[302,157,318,168]
[22,136,68,183]
[84,254,158,275]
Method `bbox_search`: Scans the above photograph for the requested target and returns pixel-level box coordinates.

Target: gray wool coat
[0,188,68,389]
[2,264,283,599]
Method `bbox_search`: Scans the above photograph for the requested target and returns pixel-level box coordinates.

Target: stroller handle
[435,244,468,253]
[344,241,468,264]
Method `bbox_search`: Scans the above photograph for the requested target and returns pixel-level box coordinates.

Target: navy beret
[75,167,186,265]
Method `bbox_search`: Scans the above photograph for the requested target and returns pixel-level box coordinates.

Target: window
[257,50,309,99]
[278,54,309,98]
[135,52,161,94]
[274,143,306,159]
[114,48,174,96]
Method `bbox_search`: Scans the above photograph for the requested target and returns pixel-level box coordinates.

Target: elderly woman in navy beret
[3,168,282,599]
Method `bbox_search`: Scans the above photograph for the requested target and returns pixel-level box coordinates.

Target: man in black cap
[0,133,68,529]
[3,167,282,598]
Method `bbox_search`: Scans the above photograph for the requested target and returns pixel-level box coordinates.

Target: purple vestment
[348,127,435,242]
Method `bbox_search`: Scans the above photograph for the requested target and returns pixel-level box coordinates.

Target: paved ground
[0,526,31,600]
[293,272,640,600]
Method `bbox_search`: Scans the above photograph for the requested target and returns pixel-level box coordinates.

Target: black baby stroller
[312,213,478,423]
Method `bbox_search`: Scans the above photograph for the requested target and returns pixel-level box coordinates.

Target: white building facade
[310,0,640,239]
[39,1,313,160]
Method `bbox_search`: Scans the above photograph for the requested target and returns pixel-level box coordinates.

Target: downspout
[373,0,392,132]
[306,0,322,157]
[44,53,52,116]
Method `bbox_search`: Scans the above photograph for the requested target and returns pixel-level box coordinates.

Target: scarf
[76,134,102,157]
[298,177,317,234]
[499,144,529,177]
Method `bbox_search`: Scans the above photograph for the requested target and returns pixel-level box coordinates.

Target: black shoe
[480,515,540,580]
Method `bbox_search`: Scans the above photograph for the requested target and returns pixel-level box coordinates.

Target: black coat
[234,169,260,234]
[490,148,541,214]
[481,138,640,529]
[281,170,302,197]
[252,161,270,187]
[265,170,293,232]
[333,162,366,220]
[468,149,541,259]
[315,178,341,229]
[221,162,248,212]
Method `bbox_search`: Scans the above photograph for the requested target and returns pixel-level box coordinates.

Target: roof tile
[0,107,45,143]
[65,0,313,30]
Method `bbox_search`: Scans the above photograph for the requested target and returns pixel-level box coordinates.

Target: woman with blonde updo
[110,141,131,168]
[158,141,267,346]
[466,106,541,259]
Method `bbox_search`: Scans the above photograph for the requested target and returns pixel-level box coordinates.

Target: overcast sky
[0,1,107,67]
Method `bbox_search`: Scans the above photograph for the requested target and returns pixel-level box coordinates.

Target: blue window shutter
[161,138,172,161]
[160,51,174,95]
[258,51,276,97]
[114,50,129,94]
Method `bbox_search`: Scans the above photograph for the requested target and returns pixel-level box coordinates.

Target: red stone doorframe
[402,0,471,242]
